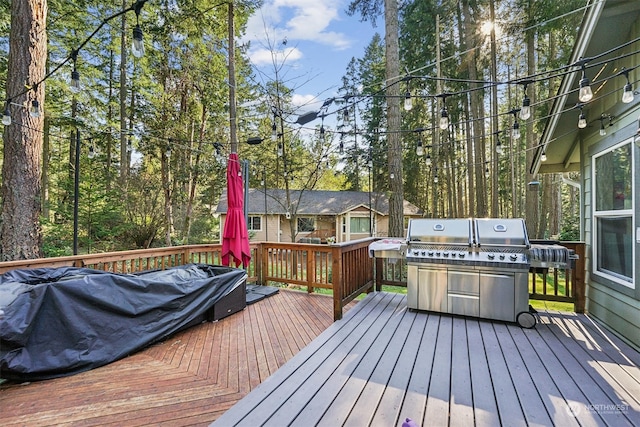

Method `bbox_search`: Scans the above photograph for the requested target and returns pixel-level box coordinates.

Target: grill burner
[406,218,536,328]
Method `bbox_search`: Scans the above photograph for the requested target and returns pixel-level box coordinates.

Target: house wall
[580,29,640,348]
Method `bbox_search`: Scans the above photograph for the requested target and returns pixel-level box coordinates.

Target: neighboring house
[216,189,423,243]
[533,1,639,348]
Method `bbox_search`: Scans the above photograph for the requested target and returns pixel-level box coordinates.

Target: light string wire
[2,0,148,107]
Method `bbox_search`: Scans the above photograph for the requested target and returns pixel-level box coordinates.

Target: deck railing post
[375,257,383,291]
[332,245,343,321]
[571,242,586,313]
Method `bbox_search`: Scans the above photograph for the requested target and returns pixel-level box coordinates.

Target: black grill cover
[0,264,246,381]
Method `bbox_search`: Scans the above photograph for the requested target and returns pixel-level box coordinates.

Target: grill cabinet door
[479,272,515,322]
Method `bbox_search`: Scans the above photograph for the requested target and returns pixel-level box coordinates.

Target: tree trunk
[385,0,403,237]
[524,0,539,238]
[1,0,47,260]
[119,0,129,182]
[228,2,238,154]
[462,0,486,217]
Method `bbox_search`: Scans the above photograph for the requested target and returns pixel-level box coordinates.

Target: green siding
[588,282,640,349]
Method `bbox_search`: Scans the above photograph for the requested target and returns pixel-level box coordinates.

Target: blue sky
[242,0,379,117]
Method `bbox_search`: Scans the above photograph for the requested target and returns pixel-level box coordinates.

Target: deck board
[213,292,640,427]
[3,290,639,426]
[0,290,343,426]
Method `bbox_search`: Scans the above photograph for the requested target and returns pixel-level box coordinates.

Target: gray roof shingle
[216,189,422,216]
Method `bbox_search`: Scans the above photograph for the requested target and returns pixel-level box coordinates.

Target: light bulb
[578,112,587,129]
[496,143,503,155]
[2,108,11,126]
[622,82,634,104]
[70,70,80,93]
[520,96,531,120]
[30,99,40,118]
[541,151,547,162]
[390,172,395,180]
[512,121,520,139]
[434,175,439,183]
[578,77,593,103]
[404,92,412,111]
[439,109,449,130]
[277,143,283,157]
[599,123,607,136]
[425,154,432,166]
[88,145,96,159]
[271,123,277,141]
[485,168,490,178]
[416,144,424,156]
[132,25,145,58]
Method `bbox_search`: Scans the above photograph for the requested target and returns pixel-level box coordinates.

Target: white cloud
[249,46,304,67]
[291,93,317,109]
[243,0,352,51]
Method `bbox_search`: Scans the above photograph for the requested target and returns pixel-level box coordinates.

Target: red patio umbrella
[221,153,251,268]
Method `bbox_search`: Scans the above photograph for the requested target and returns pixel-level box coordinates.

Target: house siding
[582,100,640,350]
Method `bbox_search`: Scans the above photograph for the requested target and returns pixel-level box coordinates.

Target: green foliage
[558,216,580,241]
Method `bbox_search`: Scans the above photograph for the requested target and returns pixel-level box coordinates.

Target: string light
[29,99,40,118]
[2,103,11,126]
[541,150,547,162]
[578,62,593,103]
[621,68,634,104]
[131,1,146,58]
[577,106,587,129]
[435,94,450,130]
[510,109,521,140]
[416,138,424,156]
[496,138,503,155]
[70,49,80,94]
[520,83,531,120]
[404,90,413,111]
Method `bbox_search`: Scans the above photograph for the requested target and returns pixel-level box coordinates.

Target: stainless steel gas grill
[406,218,536,328]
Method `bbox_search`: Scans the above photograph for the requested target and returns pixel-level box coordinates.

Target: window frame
[591,137,635,288]
[349,215,371,234]
[297,216,315,232]
[247,215,262,232]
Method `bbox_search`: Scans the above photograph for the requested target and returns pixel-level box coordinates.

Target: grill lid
[407,218,473,246]
[474,218,529,248]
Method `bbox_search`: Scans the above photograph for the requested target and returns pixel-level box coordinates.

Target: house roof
[533,0,640,175]
[215,188,423,217]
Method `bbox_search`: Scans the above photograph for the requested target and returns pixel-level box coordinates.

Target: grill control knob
[443,252,449,257]
[427,251,434,256]
[435,251,441,256]
[458,252,466,258]
[499,254,505,260]
[421,251,427,256]
[510,254,518,261]
[487,253,495,260]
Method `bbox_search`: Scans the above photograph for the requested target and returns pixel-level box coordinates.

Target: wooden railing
[0,239,375,321]
[0,244,261,283]
[374,241,587,313]
[0,240,584,320]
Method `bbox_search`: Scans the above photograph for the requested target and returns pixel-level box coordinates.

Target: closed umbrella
[221,153,251,267]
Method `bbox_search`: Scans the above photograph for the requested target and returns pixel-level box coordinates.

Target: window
[297,217,315,232]
[592,139,634,287]
[350,216,371,234]
[247,216,261,231]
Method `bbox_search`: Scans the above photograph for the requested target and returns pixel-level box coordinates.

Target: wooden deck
[213,292,640,427]
[0,290,345,426]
